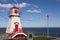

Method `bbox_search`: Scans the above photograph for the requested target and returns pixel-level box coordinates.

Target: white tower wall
[6,17,22,33]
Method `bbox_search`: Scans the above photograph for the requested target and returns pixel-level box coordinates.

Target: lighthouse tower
[6,7,27,38]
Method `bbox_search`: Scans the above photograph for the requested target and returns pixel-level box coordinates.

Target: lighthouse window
[14,9,18,14]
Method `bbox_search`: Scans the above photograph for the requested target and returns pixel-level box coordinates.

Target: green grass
[33,36,55,40]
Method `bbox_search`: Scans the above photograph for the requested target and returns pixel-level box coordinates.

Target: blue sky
[0,0,60,28]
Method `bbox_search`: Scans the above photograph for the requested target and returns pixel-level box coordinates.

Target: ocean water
[0,27,60,37]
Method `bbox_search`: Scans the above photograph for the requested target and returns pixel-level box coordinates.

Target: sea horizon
[0,27,60,37]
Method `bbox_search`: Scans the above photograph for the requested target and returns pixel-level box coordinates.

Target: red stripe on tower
[14,22,19,32]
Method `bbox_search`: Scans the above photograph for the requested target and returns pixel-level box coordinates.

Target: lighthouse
[6,7,27,38]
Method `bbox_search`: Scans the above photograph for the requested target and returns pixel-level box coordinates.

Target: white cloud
[26,9,41,13]
[0,2,27,8]
[18,2,27,8]
[0,3,13,8]
[21,18,33,21]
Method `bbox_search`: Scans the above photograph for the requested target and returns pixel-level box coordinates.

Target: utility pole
[45,15,49,38]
